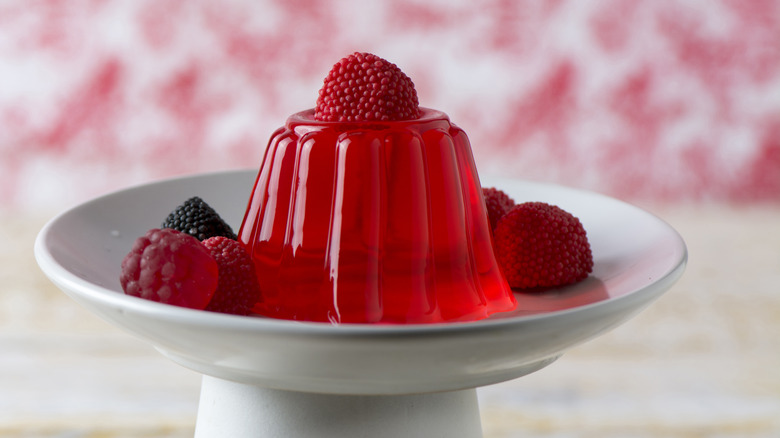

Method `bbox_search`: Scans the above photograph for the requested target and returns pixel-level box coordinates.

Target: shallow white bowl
[35,170,687,395]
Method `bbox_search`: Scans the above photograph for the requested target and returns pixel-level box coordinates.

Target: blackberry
[161,196,237,241]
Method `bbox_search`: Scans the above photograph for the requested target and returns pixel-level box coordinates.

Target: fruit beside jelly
[494,202,593,289]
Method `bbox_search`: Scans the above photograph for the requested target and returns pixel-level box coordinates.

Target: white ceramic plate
[35,170,686,395]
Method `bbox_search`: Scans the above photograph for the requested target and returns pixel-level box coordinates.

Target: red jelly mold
[239,108,516,323]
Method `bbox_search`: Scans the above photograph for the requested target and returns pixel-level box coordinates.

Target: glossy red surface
[239,109,516,323]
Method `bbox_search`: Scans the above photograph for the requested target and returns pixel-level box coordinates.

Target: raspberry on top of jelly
[238,53,516,324]
[315,52,421,122]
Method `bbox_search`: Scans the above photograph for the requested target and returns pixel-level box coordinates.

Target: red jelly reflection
[239,108,516,323]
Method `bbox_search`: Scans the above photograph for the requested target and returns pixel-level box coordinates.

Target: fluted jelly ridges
[239,108,516,323]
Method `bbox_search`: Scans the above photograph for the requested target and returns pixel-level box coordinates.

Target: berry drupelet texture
[161,196,236,241]
[202,236,262,316]
[483,187,516,232]
[120,228,219,309]
[315,52,421,122]
[494,202,593,289]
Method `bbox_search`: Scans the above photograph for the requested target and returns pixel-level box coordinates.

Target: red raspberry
[494,202,593,289]
[120,228,218,309]
[482,187,516,231]
[202,236,262,316]
[315,52,421,122]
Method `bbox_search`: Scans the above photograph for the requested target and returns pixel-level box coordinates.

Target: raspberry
[120,228,218,309]
[494,202,593,289]
[315,52,421,122]
[161,196,236,241]
[482,187,516,231]
[202,236,262,316]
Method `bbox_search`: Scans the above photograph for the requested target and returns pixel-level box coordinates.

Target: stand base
[194,375,483,438]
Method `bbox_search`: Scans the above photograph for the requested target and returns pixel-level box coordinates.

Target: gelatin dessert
[238,53,517,323]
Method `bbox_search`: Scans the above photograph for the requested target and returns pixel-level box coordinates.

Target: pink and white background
[2,1,779,437]
[2,0,779,212]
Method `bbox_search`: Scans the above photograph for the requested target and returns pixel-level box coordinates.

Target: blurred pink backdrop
[2,0,779,213]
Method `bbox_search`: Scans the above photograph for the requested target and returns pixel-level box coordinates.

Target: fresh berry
[202,236,262,316]
[120,228,218,309]
[315,52,421,122]
[161,196,236,241]
[482,187,516,231]
[494,202,593,289]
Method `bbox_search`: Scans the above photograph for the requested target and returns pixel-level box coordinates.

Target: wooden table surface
[2,203,779,437]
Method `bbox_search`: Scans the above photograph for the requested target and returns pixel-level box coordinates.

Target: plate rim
[34,169,688,338]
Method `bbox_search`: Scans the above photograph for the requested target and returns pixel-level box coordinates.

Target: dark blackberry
[161,196,237,241]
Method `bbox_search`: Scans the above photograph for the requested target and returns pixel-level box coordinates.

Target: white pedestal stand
[194,375,483,438]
